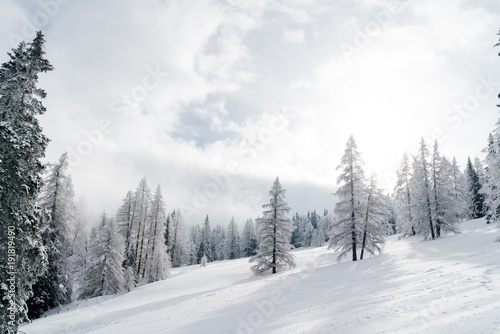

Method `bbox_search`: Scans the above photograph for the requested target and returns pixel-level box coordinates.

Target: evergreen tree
[197,216,213,263]
[410,139,436,239]
[211,225,226,261]
[328,135,367,261]
[465,157,486,219]
[167,210,188,267]
[0,31,53,332]
[143,185,170,283]
[131,177,152,281]
[451,157,467,220]
[301,217,314,247]
[393,153,415,236]
[483,133,500,223]
[250,177,295,275]
[27,153,74,319]
[224,218,241,260]
[187,225,201,265]
[77,214,125,300]
[115,190,136,291]
[360,174,389,260]
[241,219,258,257]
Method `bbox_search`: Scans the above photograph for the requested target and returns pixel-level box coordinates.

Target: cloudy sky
[1,0,499,226]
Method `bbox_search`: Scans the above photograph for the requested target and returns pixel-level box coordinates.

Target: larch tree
[0,31,53,332]
[328,135,367,261]
[27,153,75,319]
[224,218,241,260]
[131,177,151,282]
[250,177,295,275]
[360,174,389,260]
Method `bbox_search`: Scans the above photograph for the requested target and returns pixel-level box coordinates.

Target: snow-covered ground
[21,218,500,334]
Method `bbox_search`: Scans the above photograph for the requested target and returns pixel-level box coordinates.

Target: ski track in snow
[21,218,500,334]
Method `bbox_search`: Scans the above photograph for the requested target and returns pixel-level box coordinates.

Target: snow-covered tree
[115,190,136,290]
[211,225,226,261]
[197,216,213,263]
[250,177,295,274]
[360,174,389,260]
[451,157,467,220]
[465,157,486,219]
[187,225,201,265]
[483,133,500,223]
[410,139,436,239]
[27,153,75,319]
[76,214,124,300]
[143,186,170,283]
[166,210,188,267]
[393,153,415,236]
[224,218,241,260]
[241,219,258,257]
[328,135,367,261]
[0,31,53,332]
[131,177,152,281]
[301,217,314,247]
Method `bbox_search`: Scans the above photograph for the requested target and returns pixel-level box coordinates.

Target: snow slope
[21,218,500,334]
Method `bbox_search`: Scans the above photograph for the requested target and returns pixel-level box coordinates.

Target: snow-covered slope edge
[21,218,500,334]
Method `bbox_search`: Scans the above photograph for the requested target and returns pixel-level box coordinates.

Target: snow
[21,218,500,334]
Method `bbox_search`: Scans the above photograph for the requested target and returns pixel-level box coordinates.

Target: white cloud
[282,28,306,43]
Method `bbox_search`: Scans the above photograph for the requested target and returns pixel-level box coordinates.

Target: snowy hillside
[21,218,500,334]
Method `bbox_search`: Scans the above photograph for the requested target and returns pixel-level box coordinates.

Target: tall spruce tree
[197,216,213,263]
[250,177,295,274]
[0,31,53,332]
[224,218,241,260]
[465,157,486,219]
[483,133,500,223]
[27,153,74,319]
[328,135,367,261]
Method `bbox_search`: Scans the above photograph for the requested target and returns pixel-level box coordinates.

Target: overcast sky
[1,0,499,226]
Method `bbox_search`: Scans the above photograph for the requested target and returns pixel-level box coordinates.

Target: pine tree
[197,216,213,263]
[0,31,53,332]
[328,135,367,261]
[393,153,415,236]
[224,218,241,260]
[360,174,389,260]
[76,214,124,300]
[465,157,486,219]
[241,219,258,257]
[250,177,295,275]
[27,153,74,319]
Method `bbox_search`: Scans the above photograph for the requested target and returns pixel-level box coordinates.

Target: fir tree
[465,157,486,219]
[250,177,295,274]
[328,135,367,261]
[224,218,241,260]
[0,31,53,332]
[483,133,500,223]
[27,153,74,319]
[167,210,188,268]
[197,216,213,263]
